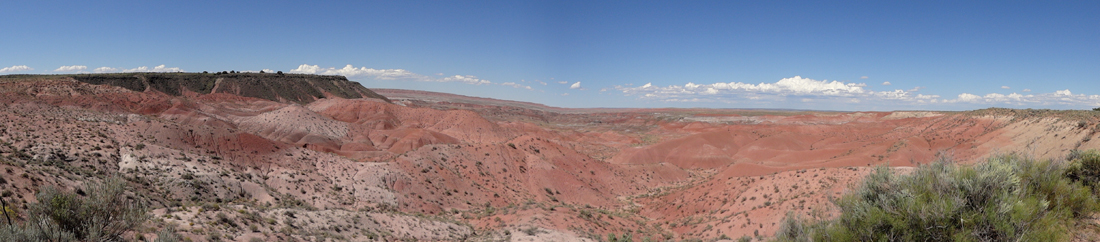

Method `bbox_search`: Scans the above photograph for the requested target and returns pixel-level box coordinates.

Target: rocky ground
[0,76,1098,241]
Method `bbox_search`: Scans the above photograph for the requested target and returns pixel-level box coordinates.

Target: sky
[2,1,1099,111]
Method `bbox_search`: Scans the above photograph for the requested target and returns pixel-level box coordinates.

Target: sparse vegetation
[775,151,1100,241]
[7,72,1100,241]
[154,227,184,242]
[0,177,164,241]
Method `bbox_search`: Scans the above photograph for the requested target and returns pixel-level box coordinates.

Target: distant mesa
[2,72,390,104]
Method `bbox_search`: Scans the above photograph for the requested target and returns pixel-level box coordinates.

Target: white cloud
[501,82,534,90]
[937,88,1100,108]
[93,67,120,73]
[289,64,323,74]
[0,65,33,73]
[694,76,866,95]
[557,81,568,84]
[561,93,570,96]
[123,65,184,72]
[441,75,491,85]
[549,73,1100,109]
[262,69,274,73]
[570,82,581,89]
[290,64,423,80]
[290,64,496,85]
[618,76,896,106]
[54,65,87,72]
[88,65,182,73]
[655,77,1099,109]
[956,93,981,102]
[860,76,869,79]
[1001,86,1010,89]
[702,87,719,95]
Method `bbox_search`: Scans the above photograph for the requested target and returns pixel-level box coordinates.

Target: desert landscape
[0,73,1098,241]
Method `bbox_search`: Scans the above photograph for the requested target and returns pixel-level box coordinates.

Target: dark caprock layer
[3,72,390,104]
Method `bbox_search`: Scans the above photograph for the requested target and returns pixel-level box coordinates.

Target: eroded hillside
[0,74,1098,241]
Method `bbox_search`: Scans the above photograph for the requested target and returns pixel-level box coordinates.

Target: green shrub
[155,227,185,242]
[1065,150,1100,191]
[775,212,816,242]
[775,153,1100,242]
[0,218,76,241]
[1018,153,1099,218]
[0,177,148,241]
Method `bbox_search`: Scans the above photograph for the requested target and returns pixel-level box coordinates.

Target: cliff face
[65,72,390,104]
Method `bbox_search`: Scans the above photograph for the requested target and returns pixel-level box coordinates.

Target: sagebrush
[775,151,1100,242]
[0,177,164,241]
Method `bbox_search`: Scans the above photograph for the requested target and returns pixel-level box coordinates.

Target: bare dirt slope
[1,76,1098,241]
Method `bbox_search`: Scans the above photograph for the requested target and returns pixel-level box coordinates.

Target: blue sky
[2,1,1098,111]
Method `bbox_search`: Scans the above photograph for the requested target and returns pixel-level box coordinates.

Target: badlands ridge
[0,73,1098,241]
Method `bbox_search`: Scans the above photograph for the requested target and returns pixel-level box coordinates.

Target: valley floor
[1,77,1099,241]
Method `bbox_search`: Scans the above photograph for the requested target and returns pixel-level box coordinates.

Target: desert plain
[1,73,1098,241]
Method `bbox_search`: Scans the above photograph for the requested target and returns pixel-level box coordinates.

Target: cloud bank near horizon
[0,65,34,73]
[4,63,1097,110]
[616,76,1100,109]
[290,64,492,84]
[944,90,1100,107]
[3,64,184,74]
[88,65,184,73]
[54,65,87,72]
[289,64,535,90]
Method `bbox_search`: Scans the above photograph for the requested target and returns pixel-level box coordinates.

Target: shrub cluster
[0,177,168,241]
[776,151,1100,241]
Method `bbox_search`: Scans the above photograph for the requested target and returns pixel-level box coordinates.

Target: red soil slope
[2,78,1099,241]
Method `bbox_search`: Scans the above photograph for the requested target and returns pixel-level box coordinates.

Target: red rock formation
[2,76,1098,241]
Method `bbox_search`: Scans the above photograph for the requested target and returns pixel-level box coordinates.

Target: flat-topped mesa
[60,72,390,104]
